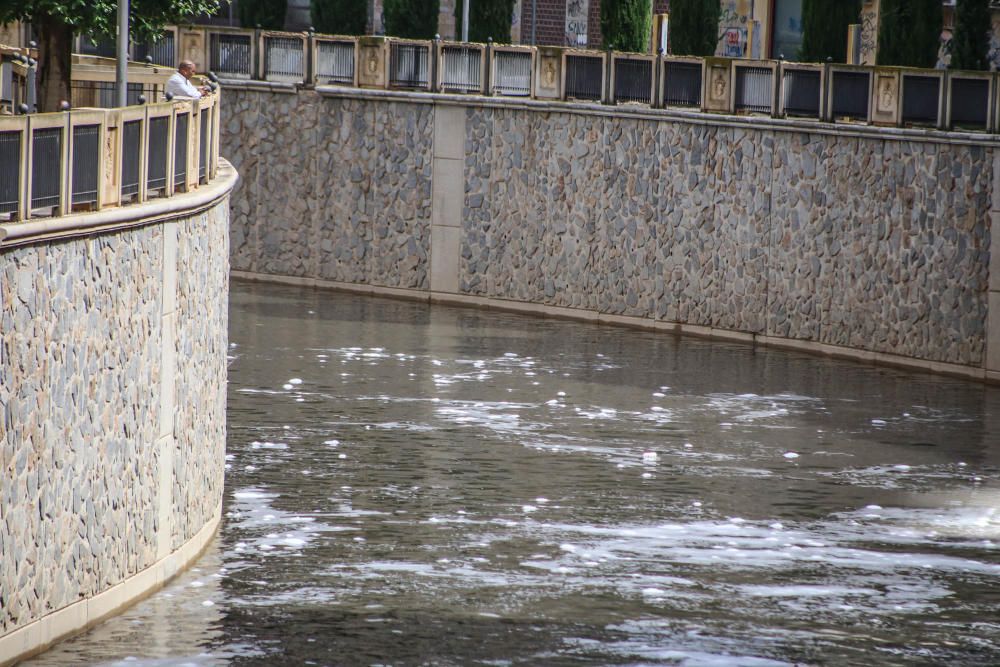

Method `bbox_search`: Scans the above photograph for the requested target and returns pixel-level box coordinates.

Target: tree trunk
[36,13,73,113]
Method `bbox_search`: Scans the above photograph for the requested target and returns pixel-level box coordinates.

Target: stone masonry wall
[0,196,230,637]
[222,88,995,373]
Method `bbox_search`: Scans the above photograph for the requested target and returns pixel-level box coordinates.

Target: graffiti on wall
[566,0,590,46]
[716,0,749,57]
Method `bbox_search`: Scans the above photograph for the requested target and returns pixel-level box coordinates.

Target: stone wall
[222,87,999,382]
[0,175,233,660]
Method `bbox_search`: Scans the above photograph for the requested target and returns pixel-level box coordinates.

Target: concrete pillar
[430,104,465,295]
[989,150,1000,383]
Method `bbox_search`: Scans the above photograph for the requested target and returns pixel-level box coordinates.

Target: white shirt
[165,71,202,99]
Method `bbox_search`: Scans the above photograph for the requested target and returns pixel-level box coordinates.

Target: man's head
[178,60,196,79]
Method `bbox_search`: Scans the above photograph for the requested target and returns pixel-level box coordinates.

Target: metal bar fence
[492,50,532,96]
[564,54,603,101]
[734,66,773,114]
[134,33,176,67]
[950,77,989,130]
[70,124,100,207]
[830,70,870,121]
[174,112,188,188]
[662,61,702,107]
[901,74,940,126]
[121,119,142,201]
[0,130,21,217]
[264,36,305,82]
[199,109,210,183]
[30,127,62,212]
[781,68,821,117]
[440,46,482,94]
[210,32,253,78]
[614,58,652,105]
[389,42,430,89]
[316,40,355,85]
[71,81,146,109]
[147,116,170,195]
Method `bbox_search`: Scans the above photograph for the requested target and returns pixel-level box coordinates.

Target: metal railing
[901,73,941,127]
[948,74,992,131]
[828,68,871,122]
[662,59,702,108]
[563,52,604,102]
[134,32,176,67]
[613,55,654,105]
[315,38,356,86]
[491,48,532,97]
[734,63,775,115]
[210,31,254,79]
[439,44,483,94]
[263,33,305,83]
[0,92,222,222]
[780,66,822,118]
[388,41,430,90]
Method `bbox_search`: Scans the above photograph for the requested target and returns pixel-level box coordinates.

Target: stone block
[992,211,1000,292]
[433,105,466,160]
[432,157,463,228]
[430,225,460,294]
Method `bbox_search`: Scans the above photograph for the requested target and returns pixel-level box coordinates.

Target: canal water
[29,280,1000,666]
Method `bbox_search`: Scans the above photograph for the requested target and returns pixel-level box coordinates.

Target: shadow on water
[28,279,1000,666]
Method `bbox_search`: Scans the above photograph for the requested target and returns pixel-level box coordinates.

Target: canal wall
[222,85,1000,383]
[0,164,236,664]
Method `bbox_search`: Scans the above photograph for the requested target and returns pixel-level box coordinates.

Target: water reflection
[30,280,1000,666]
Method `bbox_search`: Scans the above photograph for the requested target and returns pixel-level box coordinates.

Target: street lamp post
[462,0,470,42]
[115,0,129,107]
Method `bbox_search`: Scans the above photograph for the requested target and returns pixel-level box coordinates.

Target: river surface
[28,280,1000,666]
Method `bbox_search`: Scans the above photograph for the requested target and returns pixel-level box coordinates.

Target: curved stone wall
[221,86,999,383]
[0,164,236,664]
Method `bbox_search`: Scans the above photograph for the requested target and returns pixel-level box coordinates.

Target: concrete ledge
[231,272,998,385]
[0,161,239,250]
[0,504,222,667]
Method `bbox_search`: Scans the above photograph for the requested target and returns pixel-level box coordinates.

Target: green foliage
[950,0,991,70]
[238,0,286,29]
[453,0,515,43]
[799,0,860,63]
[877,0,942,68]
[600,0,652,52]
[383,0,441,39]
[0,0,220,43]
[668,0,720,57]
[311,0,368,35]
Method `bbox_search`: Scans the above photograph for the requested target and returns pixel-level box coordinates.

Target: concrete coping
[0,160,239,250]
[302,84,1000,148]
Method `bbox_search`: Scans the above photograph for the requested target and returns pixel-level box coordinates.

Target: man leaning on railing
[165,60,209,99]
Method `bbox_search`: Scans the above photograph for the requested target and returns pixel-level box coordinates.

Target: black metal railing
[0,130,20,216]
[210,32,253,78]
[901,74,940,126]
[662,61,702,107]
[389,42,430,89]
[614,58,652,104]
[492,50,531,97]
[264,36,305,81]
[781,68,821,117]
[830,70,870,121]
[134,33,176,67]
[440,46,482,94]
[121,119,142,201]
[316,40,355,85]
[71,81,146,109]
[199,109,210,183]
[564,54,603,101]
[174,112,188,188]
[734,66,773,114]
[950,77,990,130]
[147,116,169,194]
[70,124,100,207]
[30,127,62,212]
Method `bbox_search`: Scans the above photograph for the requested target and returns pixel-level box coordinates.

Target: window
[770,0,804,60]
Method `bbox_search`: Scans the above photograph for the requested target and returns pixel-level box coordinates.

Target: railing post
[305,27,316,87]
[485,38,493,96]
[60,107,71,216]
[254,25,263,81]
[604,45,612,104]
[17,118,28,221]
[432,34,441,92]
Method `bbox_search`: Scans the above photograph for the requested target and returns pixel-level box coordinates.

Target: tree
[383,0,440,39]
[799,0,860,63]
[311,0,368,36]
[668,0,720,57]
[238,0,286,30]
[453,0,516,43]
[0,0,219,112]
[950,0,991,70]
[600,0,652,52]
[877,0,942,68]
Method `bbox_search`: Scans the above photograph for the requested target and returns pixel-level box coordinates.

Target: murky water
[28,280,1000,666]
